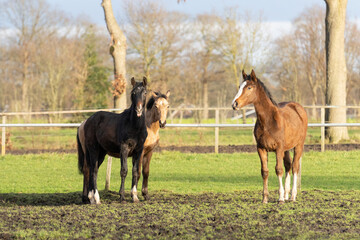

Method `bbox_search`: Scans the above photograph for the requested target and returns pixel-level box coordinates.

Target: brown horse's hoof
[278,200,285,205]
[143,194,150,201]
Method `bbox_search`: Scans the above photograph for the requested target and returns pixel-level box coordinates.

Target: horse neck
[253,89,278,127]
[145,107,160,133]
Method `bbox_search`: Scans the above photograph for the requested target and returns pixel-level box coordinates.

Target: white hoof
[88,190,101,204]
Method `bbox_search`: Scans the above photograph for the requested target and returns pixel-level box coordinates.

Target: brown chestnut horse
[232,70,308,203]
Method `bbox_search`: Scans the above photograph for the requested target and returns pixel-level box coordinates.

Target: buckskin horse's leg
[131,150,142,203]
[141,151,153,200]
[283,150,292,201]
[257,148,269,203]
[291,145,303,201]
[275,148,285,203]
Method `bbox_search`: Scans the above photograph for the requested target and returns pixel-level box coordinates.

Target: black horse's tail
[77,129,85,174]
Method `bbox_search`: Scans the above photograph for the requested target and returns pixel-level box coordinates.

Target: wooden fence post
[105,156,112,190]
[321,107,325,152]
[215,109,219,153]
[1,116,6,156]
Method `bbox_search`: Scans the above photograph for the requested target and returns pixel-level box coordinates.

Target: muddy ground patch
[1,190,359,239]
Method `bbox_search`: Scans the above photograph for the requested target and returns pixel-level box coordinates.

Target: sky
[48,0,360,27]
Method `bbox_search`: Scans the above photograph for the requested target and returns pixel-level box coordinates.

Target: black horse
[77,77,148,204]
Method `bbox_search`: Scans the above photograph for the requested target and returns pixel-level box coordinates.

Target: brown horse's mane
[256,78,278,107]
[146,92,168,110]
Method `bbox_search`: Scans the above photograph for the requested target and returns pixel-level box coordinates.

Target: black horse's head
[131,77,147,117]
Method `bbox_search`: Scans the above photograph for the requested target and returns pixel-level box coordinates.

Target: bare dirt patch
[1,190,359,239]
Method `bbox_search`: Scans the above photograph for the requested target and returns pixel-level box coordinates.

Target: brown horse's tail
[77,129,85,174]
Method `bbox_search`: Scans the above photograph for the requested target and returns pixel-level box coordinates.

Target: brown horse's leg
[283,151,292,200]
[275,149,285,203]
[142,151,153,200]
[291,145,303,201]
[257,148,269,203]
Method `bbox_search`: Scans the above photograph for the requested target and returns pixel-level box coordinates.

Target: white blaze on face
[232,81,247,106]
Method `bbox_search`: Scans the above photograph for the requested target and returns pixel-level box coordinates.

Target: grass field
[1,151,360,239]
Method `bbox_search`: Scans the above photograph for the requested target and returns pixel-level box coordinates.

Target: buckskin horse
[232,70,308,203]
[138,90,170,200]
[77,77,148,204]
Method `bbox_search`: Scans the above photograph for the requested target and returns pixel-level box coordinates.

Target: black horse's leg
[119,147,128,202]
[88,148,101,204]
[283,150,292,201]
[142,151,153,200]
[82,157,90,204]
[131,150,142,203]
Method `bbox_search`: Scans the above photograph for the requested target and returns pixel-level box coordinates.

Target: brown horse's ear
[131,77,136,87]
[250,69,257,82]
[166,90,171,98]
[151,91,157,98]
[242,69,247,81]
[143,76,147,87]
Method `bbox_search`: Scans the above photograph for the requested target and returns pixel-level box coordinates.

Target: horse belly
[255,131,278,152]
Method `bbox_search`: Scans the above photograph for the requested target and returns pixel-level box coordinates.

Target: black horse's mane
[146,93,168,110]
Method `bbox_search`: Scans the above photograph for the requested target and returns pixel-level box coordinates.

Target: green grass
[1,151,360,239]
[1,151,359,194]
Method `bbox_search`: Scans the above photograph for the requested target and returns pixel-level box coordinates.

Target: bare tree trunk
[324,0,349,143]
[102,0,127,109]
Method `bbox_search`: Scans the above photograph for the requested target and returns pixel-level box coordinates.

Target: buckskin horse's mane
[146,92,168,110]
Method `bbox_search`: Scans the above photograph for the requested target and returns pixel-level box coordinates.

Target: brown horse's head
[232,69,259,110]
[147,90,170,128]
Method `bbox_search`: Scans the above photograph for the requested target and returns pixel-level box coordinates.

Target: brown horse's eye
[248,87,252,90]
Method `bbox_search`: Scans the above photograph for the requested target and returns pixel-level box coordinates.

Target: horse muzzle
[232,101,239,110]
[159,120,166,128]
[136,104,143,117]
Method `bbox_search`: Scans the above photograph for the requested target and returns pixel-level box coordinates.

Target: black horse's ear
[143,76,147,87]
[242,69,247,81]
[131,77,136,87]
[250,69,257,82]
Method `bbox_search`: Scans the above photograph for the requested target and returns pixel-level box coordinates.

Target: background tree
[1,0,66,113]
[102,0,127,109]
[324,0,349,143]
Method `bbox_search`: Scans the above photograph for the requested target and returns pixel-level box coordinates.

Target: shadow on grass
[0,190,127,207]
